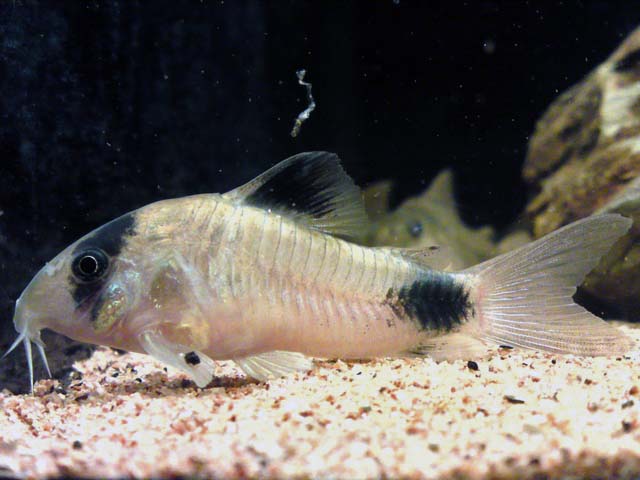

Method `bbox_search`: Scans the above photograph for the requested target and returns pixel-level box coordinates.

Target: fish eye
[408,221,423,238]
[72,248,109,282]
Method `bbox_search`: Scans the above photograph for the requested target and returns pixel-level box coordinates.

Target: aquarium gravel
[1,324,639,479]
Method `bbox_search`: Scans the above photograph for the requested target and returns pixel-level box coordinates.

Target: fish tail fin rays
[464,214,634,356]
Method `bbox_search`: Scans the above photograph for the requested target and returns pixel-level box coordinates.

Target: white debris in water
[290,69,316,138]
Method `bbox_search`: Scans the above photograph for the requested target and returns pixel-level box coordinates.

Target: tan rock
[525,26,640,315]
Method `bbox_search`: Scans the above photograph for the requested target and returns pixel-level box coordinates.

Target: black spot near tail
[386,270,472,332]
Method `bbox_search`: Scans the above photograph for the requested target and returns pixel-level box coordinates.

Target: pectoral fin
[234,351,313,382]
[139,330,217,388]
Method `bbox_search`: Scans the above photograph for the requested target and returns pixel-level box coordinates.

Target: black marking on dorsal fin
[386,270,472,332]
[224,152,369,241]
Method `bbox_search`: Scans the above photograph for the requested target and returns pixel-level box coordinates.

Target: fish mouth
[2,297,52,393]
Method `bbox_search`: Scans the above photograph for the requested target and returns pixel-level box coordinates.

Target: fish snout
[13,267,75,336]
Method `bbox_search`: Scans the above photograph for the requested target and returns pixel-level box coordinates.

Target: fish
[3,151,634,392]
[362,169,496,270]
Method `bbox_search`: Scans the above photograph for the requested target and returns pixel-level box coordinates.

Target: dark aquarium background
[1,1,639,386]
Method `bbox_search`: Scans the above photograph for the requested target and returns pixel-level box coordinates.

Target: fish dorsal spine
[222,151,370,242]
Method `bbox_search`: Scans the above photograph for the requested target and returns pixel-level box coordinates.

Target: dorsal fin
[419,168,456,214]
[224,152,369,241]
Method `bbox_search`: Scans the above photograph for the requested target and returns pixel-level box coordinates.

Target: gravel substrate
[1,324,640,479]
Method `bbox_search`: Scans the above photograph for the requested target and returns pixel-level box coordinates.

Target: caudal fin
[465,214,634,356]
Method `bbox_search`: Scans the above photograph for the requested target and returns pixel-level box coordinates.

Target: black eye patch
[72,248,109,283]
[70,212,136,307]
[73,212,135,258]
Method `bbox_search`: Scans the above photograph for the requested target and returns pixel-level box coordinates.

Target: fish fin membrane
[465,214,635,356]
[223,151,370,241]
[403,333,491,361]
[139,330,216,388]
[234,351,313,382]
